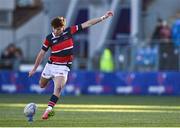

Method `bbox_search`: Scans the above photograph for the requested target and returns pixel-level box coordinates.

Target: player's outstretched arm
[29,49,46,77]
[81,11,114,29]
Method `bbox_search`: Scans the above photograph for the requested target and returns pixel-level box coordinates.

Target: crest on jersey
[53,40,58,43]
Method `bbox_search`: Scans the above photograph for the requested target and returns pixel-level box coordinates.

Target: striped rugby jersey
[42,24,83,68]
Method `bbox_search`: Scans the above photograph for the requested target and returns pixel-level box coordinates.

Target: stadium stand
[0,0,179,71]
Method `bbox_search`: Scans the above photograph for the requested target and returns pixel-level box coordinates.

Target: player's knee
[39,80,46,88]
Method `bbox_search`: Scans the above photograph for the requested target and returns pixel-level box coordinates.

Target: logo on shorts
[43,73,47,76]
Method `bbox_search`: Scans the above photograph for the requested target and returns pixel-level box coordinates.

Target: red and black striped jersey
[42,24,83,67]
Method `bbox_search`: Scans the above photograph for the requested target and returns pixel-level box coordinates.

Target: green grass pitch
[0,94,180,127]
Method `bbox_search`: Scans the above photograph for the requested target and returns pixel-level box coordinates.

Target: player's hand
[29,69,36,77]
[105,11,114,18]
[101,11,114,21]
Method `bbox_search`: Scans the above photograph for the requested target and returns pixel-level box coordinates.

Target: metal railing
[95,38,180,72]
[1,34,179,72]
[72,37,180,72]
[14,34,42,63]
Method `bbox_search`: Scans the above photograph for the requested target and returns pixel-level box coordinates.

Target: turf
[0,94,180,127]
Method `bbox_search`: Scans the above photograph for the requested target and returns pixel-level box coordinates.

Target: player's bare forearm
[81,18,103,29]
[33,50,45,70]
[29,49,45,77]
[81,11,114,29]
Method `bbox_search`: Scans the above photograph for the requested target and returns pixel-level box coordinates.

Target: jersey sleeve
[70,24,83,35]
[41,37,50,52]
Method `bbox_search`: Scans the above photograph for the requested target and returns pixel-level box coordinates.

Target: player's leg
[53,76,67,97]
[46,76,67,110]
[39,77,50,88]
[42,75,67,120]
[40,63,52,88]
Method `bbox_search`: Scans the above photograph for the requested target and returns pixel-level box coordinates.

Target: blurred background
[0,0,180,95]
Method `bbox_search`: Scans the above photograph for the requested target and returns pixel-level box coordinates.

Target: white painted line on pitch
[1,103,180,110]
[55,108,180,113]
[1,103,180,113]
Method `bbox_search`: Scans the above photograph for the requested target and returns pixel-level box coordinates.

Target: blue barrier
[0,71,180,95]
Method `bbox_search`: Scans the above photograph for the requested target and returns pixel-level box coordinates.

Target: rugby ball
[24,103,37,117]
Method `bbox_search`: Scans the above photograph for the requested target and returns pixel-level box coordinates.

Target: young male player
[29,11,114,120]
